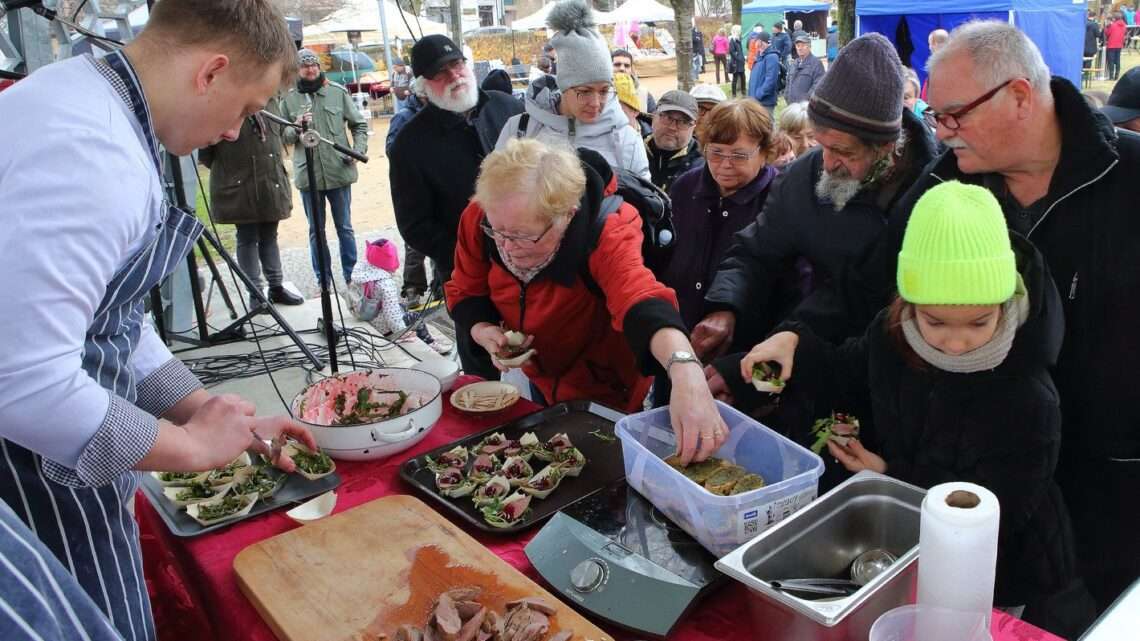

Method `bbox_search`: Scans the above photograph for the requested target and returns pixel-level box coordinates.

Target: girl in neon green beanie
[736,180,1096,636]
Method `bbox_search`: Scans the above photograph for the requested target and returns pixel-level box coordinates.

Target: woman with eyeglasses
[495,0,650,180]
[661,99,798,334]
[446,139,729,465]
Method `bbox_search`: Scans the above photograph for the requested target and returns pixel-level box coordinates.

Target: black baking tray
[139,469,341,537]
[400,401,626,534]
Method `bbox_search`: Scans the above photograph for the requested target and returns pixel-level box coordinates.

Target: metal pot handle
[371,419,422,443]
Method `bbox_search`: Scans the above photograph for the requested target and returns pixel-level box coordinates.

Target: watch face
[674,351,693,360]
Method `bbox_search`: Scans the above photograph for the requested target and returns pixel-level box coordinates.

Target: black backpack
[776,56,789,93]
[514,113,676,280]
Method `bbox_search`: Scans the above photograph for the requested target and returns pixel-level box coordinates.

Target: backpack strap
[515,112,529,139]
[579,194,625,299]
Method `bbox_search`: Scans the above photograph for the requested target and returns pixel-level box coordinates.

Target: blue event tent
[856,0,1085,88]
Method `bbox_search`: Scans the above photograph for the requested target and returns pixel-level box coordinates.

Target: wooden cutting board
[234,494,614,641]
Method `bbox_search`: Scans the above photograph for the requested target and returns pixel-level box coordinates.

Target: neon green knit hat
[897,181,1016,305]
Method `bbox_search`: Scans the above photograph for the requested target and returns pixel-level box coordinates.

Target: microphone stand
[261,109,369,374]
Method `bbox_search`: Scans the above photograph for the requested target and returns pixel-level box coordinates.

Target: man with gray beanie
[695,33,937,387]
[496,0,649,179]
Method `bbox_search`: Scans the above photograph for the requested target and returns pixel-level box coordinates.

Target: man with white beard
[389,35,522,379]
[692,34,938,372]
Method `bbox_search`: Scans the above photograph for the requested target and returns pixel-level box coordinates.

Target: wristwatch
[665,350,701,371]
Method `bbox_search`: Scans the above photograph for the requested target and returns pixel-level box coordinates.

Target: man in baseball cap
[411,34,465,80]
[690,83,727,140]
[1101,66,1140,132]
[646,90,703,191]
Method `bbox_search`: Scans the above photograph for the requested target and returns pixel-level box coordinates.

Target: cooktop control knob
[570,558,607,593]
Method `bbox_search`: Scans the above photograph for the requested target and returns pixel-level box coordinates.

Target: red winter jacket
[1106,19,1127,49]
[446,165,683,412]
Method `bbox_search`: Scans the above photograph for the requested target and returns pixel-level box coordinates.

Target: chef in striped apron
[0,3,313,640]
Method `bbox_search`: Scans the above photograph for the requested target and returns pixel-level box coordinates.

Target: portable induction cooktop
[525,480,726,638]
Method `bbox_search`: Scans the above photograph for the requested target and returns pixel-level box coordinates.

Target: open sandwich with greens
[426,431,588,527]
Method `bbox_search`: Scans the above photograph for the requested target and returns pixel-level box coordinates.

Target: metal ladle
[850,548,898,585]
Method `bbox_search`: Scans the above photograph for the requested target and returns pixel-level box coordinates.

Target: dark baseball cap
[757,32,771,43]
[1102,67,1140,124]
[411,34,465,79]
[656,90,699,120]
[793,31,810,44]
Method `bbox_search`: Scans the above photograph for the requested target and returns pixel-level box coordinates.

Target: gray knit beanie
[547,0,613,91]
[808,33,904,142]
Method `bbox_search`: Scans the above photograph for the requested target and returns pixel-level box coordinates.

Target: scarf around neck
[496,235,564,284]
[901,276,1030,374]
[297,73,326,94]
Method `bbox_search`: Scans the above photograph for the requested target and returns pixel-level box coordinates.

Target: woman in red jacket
[1104,11,1127,80]
[446,138,727,463]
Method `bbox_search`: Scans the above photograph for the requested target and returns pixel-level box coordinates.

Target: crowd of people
[0,0,1137,639]
[384,2,1138,638]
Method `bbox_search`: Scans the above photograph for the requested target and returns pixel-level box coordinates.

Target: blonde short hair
[778,101,811,137]
[475,138,586,222]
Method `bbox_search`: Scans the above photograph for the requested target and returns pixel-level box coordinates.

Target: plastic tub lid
[870,604,989,641]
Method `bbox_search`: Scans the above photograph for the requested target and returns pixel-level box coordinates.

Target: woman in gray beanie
[496,0,649,179]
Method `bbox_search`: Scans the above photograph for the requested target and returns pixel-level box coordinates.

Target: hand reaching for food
[704,364,736,404]
[691,310,736,360]
[827,438,886,474]
[740,331,799,387]
[471,323,535,371]
[670,364,729,465]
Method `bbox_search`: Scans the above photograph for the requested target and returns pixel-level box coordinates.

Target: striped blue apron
[0,50,202,641]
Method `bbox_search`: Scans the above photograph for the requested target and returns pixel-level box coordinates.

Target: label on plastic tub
[738,485,818,539]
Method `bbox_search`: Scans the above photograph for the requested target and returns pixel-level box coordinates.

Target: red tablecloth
[136,376,1063,641]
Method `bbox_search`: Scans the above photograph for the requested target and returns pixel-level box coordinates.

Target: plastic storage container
[615,401,824,557]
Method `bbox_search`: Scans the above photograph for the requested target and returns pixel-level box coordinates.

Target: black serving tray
[400,401,626,534]
[139,469,341,537]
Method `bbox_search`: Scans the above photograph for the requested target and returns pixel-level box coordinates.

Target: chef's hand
[739,331,799,384]
[342,157,356,166]
[827,438,887,474]
[179,395,315,472]
[295,112,313,127]
[691,310,736,360]
[670,362,729,466]
[247,415,319,473]
[704,364,735,404]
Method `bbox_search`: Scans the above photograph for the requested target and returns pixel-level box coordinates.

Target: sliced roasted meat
[503,597,556,615]
[434,592,463,638]
[455,607,486,641]
[454,600,483,621]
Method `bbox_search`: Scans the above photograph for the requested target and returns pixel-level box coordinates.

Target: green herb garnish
[196,494,250,521]
[293,449,333,475]
[588,429,616,442]
[175,482,218,502]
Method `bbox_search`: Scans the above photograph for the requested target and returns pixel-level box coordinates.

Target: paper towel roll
[916,482,1000,641]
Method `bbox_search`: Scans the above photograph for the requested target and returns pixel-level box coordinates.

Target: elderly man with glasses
[645,91,704,191]
[498,0,649,179]
[882,21,1140,626]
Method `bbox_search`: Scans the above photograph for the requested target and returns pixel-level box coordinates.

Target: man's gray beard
[427,80,478,113]
[815,169,863,211]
